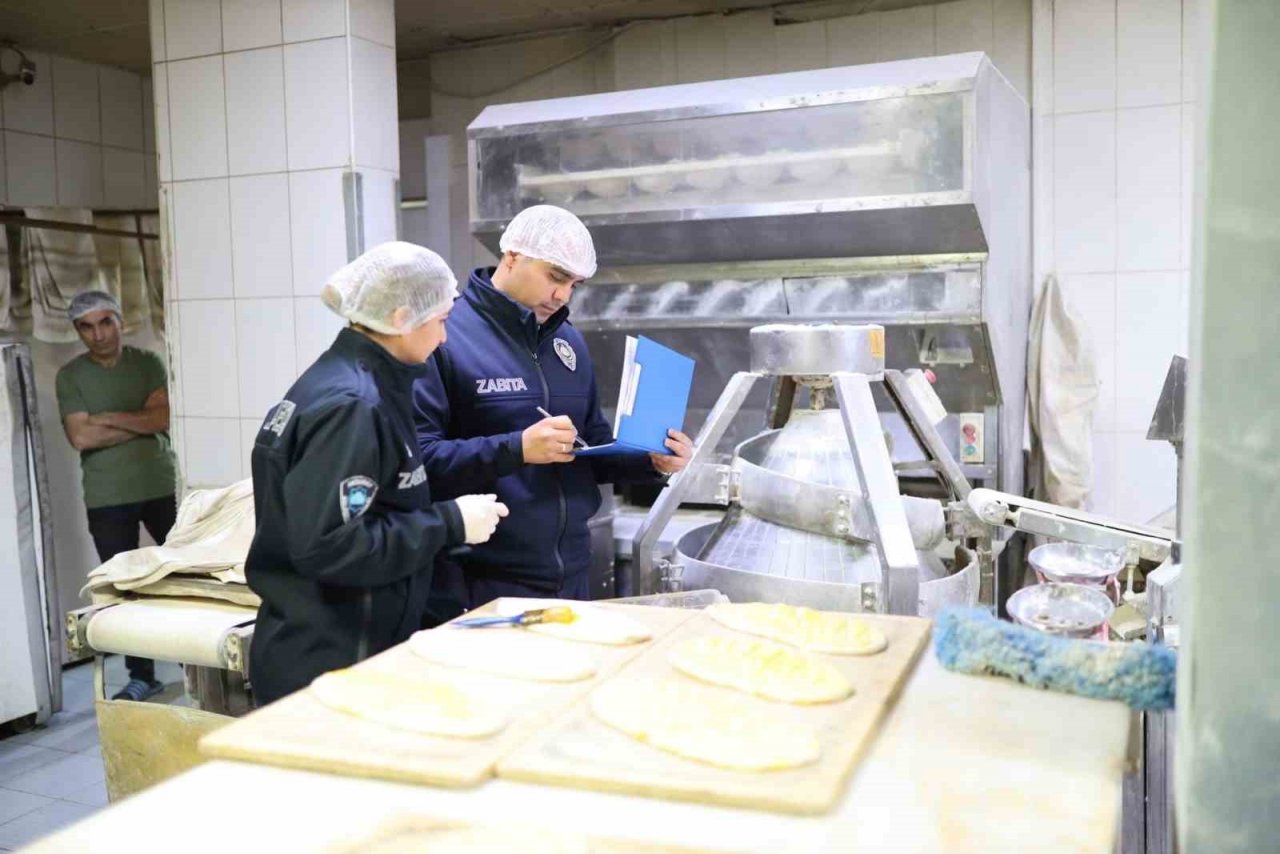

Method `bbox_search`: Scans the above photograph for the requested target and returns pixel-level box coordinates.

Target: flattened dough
[310,669,506,738]
[590,679,820,772]
[493,598,652,646]
[707,602,888,656]
[669,635,852,704]
[409,628,596,683]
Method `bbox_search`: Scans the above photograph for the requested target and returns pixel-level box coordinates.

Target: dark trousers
[464,570,590,612]
[86,494,178,683]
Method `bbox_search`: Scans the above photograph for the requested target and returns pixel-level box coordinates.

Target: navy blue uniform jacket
[245,328,465,705]
[413,269,657,595]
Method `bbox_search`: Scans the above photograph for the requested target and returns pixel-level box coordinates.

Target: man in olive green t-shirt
[56,291,178,702]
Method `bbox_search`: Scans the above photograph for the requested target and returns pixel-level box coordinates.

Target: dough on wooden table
[590,679,820,772]
[409,627,597,682]
[493,598,653,646]
[310,669,506,738]
[330,817,711,854]
[669,635,852,704]
[707,602,887,655]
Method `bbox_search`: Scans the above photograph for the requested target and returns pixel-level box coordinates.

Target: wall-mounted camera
[0,42,37,89]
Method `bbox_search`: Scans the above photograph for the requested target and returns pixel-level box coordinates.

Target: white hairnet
[68,290,122,323]
[320,242,457,335]
[498,205,597,280]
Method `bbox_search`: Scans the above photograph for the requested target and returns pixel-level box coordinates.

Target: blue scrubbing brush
[934,607,1176,712]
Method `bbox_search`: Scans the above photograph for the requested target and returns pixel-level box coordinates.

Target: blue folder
[574,336,695,457]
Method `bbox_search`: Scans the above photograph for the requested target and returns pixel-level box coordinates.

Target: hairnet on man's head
[498,205,597,280]
[320,242,457,335]
[68,290,122,324]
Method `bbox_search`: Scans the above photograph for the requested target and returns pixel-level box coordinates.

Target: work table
[29,652,1133,852]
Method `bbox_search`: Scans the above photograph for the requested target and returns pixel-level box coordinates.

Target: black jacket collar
[465,268,569,351]
[330,326,431,394]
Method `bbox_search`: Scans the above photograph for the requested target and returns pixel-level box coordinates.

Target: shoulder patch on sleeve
[263,400,297,436]
[339,476,378,523]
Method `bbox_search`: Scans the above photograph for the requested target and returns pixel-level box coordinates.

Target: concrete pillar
[148,0,399,489]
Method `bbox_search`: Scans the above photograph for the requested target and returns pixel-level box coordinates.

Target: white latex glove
[454,494,509,544]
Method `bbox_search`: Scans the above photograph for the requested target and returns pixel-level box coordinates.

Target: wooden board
[496,611,931,815]
[198,602,695,788]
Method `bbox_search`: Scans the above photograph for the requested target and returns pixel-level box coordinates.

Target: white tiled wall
[0,51,154,209]
[153,0,399,489]
[1037,0,1193,523]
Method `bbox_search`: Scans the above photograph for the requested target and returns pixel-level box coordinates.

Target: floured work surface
[497,611,931,815]
[199,602,694,788]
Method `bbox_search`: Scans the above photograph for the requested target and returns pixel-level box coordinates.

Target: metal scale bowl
[644,324,980,615]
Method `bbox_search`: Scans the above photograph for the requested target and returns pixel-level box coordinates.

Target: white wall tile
[992,0,1031,101]
[1113,431,1178,523]
[144,153,159,203]
[935,0,993,57]
[159,184,178,298]
[775,21,828,72]
[2,50,54,135]
[1180,102,1195,268]
[1053,0,1116,114]
[173,178,234,299]
[613,21,677,90]
[102,147,147,209]
[1053,111,1116,273]
[875,6,934,62]
[824,14,876,68]
[176,300,240,418]
[183,417,243,485]
[141,77,156,154]
[675,16,726,84]
[1116,105,1180,197]
[359,168,397,247]
[351,38,398,172]
[149,0,167,62]
[725,10,777,78]
[100,67,145,151]
[152,62,172,181]
[230,172,293,298]
[167,56,228,180]
[350,0,394,48]
[1115,271,1184,431]
[288,168,348,295]
[1117,0,1181,108]
[282,0,345,42]
[222,0,283,52]
[225,47,288,175]
[1032,114,1054,280]
[1089,431,1117,517]
[1117,195,1180,271]
[4,131,57,206]
[284,38,351,170]
[55,139,104,207]
[52,57,102,143]
[235,297,297,416]
[293,295,344,372]
[1182,0,1199,102]
[1057,273,1117,431]
[164,0,223,60]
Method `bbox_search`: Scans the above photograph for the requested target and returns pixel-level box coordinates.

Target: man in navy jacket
[413,206,692,606]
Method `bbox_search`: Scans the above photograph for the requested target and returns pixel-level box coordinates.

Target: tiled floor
[0,658,185,851]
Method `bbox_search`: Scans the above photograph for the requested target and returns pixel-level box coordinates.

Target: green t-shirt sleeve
[138,349,169,394]
[55,364,87,418]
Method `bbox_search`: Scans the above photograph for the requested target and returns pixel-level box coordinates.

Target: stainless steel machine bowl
[1028,542,1124,585]
[1006,582,1115,638]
